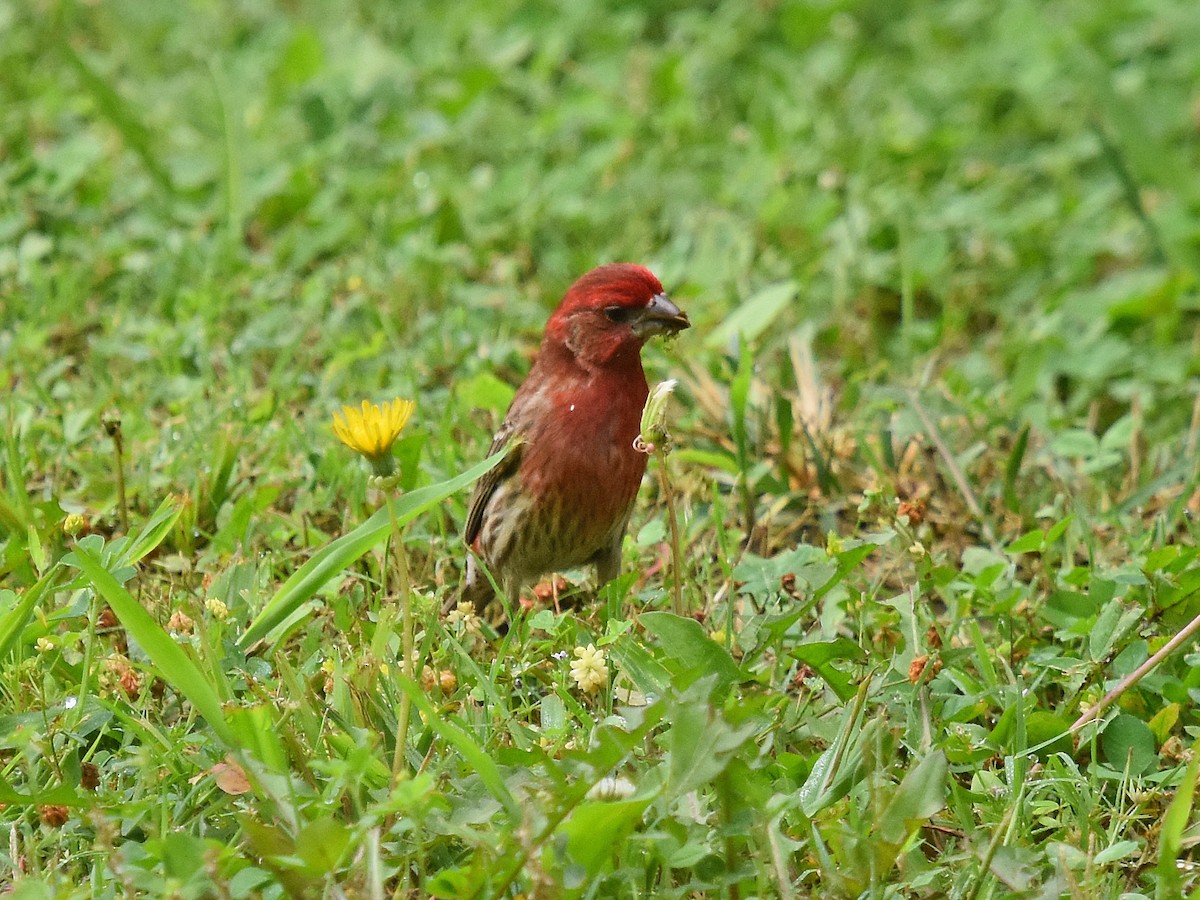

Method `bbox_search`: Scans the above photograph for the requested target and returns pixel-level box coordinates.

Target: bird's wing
[463,420,524,546]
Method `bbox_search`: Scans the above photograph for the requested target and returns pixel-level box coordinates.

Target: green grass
[3,0,1200,896]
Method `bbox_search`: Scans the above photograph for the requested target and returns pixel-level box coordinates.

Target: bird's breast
[519,374,648,521]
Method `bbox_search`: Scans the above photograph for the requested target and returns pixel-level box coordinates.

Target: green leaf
[58,42,174,192]
[68,546,236,748]
[1043,515,1073,547]
[240,447,511,650]
[0,570,57,661]
[1023,710,1073,759]
[672,448,740,474]
[271,26,325,89]
[876,750,948,845]
[1100,713,1156,775]
[391,674,519,819]
[25,524,47,575]
[663,677,757,796]
[1088,601,1142,663]
[1005,529,1045,555]
[425,867,475,898]
[705,280,797,349]
[1147,703,1181,744]
[640,612,744,694]
[799,677,876,817]
[731,546,833,602]
[559,798,653,876]
[1158,747,1200,892]
[607,636,673,697]
[1093,839,1140,866]
[0,771,89,808]
[456,371,515,413]
[295,817,352,875]
[789,639,867,702]
[1050,429,1099,459]
[730,341,753,491]
[1003,423,1030,511]
[160,832,208,882]
[814,543,877,601]
[122,495,185,566]
[540,693,566,736]
[229,705,289,773]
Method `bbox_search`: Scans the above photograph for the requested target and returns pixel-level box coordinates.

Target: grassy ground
[3,0,1200,896]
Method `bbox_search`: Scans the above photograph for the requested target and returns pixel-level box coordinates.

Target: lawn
[2,0,1200,896]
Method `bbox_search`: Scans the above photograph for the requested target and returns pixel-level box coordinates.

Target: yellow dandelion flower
[332,398,415,477]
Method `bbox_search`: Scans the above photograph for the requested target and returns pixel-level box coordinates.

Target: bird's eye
[604,305,636,323]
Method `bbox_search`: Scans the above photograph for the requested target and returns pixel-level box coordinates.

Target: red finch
[458,263,689,615]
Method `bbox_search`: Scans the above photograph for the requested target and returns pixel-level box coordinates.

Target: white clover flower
[570,644,609,694]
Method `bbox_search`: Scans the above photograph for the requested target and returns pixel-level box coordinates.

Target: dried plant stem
[1127,393,1142,490]
[907,390,997,549]
[1071,602,1200,732]
[656,450,684,615]
[1186,390,1200,461]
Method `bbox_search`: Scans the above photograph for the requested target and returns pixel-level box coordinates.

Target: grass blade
[59,43,174,193]
[122,495,185,566]
[392,673,519,819]
[1156,747,1199,896]
[240,447,510,651]
[0,569,58,661]
[69,545,236,748]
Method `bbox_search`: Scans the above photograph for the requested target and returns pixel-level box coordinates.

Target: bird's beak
[633,293,690,339]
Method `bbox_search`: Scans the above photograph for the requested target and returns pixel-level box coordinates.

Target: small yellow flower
[570,644,609,694]
[446,601,481,634]
[36,637,56,653]
[205,598,229,620]
[332,398,416,477]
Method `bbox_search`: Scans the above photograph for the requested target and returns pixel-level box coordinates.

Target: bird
[456,263,689,617]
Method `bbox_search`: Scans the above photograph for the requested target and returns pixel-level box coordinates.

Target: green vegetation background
[2,0,1199,896]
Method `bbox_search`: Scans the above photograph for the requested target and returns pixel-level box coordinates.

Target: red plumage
[458,263,689,615]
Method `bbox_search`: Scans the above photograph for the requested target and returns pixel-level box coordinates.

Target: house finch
[458,263,689,615]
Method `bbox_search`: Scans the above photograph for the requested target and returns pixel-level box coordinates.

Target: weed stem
[387,494,414,784]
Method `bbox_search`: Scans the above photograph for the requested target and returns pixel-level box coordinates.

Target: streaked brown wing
[463,422,524,546]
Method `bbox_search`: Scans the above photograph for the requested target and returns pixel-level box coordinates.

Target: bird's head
[544,264,690,366]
